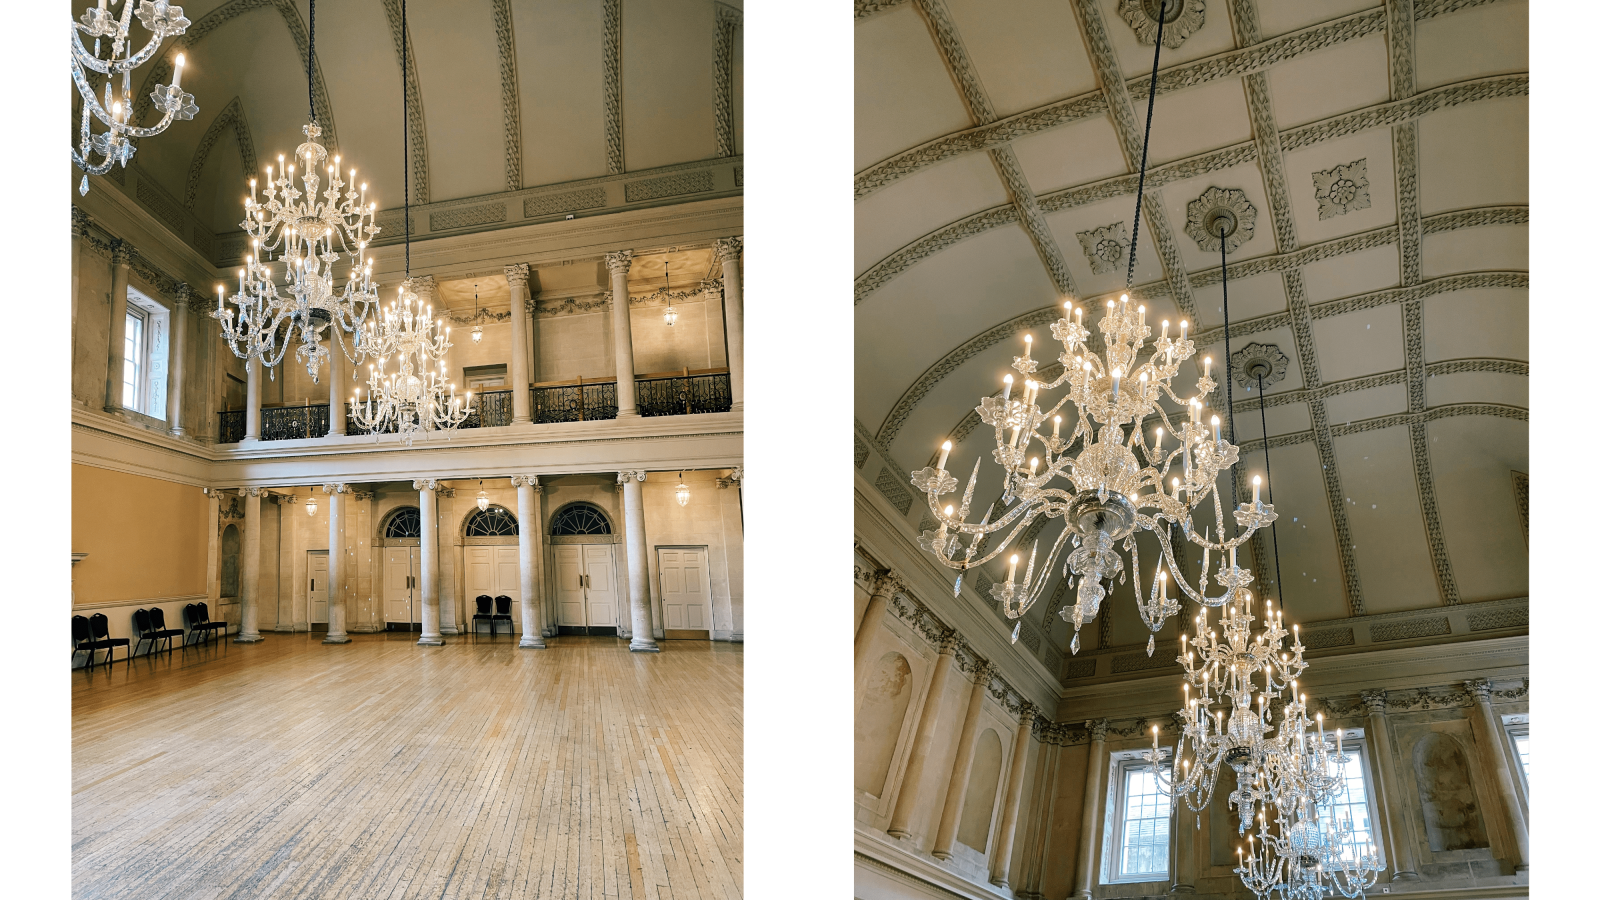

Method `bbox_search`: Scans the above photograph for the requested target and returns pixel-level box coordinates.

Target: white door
[308,551,329,626]
[554,545,587,628]
[658,547,711,638]
[384,547,418,628]
[465,546,522,632]
[582,545,619,628]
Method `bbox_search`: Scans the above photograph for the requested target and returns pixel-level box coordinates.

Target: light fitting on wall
[910,0,1277,655]
[345,0,472,446]
[306,495,317,516]
[72,1,198,194]
[675,472,690,507]
[471,284,483,343]
[477,480,489,512]
[215,0,379,378]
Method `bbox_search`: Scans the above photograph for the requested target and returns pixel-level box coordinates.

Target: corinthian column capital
[616,470,647,484]
[713,237,743,264]
[604,250,634,276]
[1360,689,1388,715]
[412,478,440,492]
[504,263,531,288]
[1464,678,1495,704]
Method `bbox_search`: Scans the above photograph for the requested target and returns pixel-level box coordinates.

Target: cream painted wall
[639,470,743,641]
[73,464,208,605]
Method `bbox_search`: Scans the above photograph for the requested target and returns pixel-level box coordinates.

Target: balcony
[217,369,732,442]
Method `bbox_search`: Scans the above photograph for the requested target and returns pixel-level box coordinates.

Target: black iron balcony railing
[217,370,732,442]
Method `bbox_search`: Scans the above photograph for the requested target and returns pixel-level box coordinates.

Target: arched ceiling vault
[855,0,1527,665]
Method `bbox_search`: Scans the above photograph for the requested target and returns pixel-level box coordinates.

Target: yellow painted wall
[72,464,208,605]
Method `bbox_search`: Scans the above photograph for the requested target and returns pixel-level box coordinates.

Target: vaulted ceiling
[855,0,1527,663]
[79,0,743,250]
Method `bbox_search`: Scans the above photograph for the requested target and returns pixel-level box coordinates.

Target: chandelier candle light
[71,0,197,194]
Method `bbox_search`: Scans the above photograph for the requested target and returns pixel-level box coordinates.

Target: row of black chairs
[471,595,514,638]
[72,603,230,671]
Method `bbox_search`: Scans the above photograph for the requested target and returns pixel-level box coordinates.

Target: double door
[465,546,521,632]
[554,544,619,635]
[384,546,421,631]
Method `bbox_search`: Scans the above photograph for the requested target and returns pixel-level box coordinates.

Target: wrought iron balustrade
[637,369,733,417]
[460,390,514,429]
[218,410,244,444]
[533,378,619,423]
[262,403,330,441]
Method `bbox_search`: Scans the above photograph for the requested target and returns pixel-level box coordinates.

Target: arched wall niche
[854,651,915,798]
[1413,732,1490,852]
[220,524,240,598]
[958,727,1004,852]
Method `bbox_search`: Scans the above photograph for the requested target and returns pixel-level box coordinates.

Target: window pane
[123,313,143,408]
[1514,733,1529,784]
[1120,766,1169,878]
[1316,749,1377,863]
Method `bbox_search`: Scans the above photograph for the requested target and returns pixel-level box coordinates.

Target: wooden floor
[72,633,742,900]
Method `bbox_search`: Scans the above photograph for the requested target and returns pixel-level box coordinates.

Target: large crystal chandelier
[71,1,197,195]
[344,0,470,446]
[909,0,1273,655]
[215,0,379,379]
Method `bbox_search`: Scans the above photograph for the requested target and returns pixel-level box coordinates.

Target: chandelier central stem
[1126,0,1168,289]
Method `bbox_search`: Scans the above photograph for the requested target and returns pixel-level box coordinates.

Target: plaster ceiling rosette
[1313,158,1373,220]
[1184,186,1256,254]
[1230,342,1290,390]
[1075,222,1130,275]
[1118,0,1205,49]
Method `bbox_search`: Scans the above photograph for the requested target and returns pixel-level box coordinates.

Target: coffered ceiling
[77,0,743,251]
[854,0,1527,667]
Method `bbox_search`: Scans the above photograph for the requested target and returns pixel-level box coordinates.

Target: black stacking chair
[471,595,496,638]
[88,613,130,669]
[133,609,158,657]
[73,614,110,669]
[146,607,185,655]
[188,602,228,647]
[492,595,514,637]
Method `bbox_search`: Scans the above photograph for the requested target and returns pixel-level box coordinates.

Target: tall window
[123,310,146,408]
[1106,756,1170,882]
[1506,722,1529,786]
[1316,744,1378,863]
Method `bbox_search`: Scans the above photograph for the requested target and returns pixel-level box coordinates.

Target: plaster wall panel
[1010,115,1130,198]
[946,0,1099,117]
[1333,426,1442,615]
[72,465,209,605]
[1298,243,1400,305]
[1309,304,1403,383]
[858,651,918,798]
[512,0,610,187]
[1420,288,1526,364]
[1420,226,1528,282]
[74,249,114,408]
[1415,0,1528,93]
[855,4,976,172]
[1256,0,1375,40]
[620,0,718,172]
[1416,97,1527,216]
[194,128,247,243]
[1281,129,1397,248]
[1265,32,1391,131]
[534,310,615,383]
[640,471,740,641]
[855,153,1012,278]
[1191,270,1287,324]
[1425,418,1528,603]
[630,298,724,374]
[1134,79,1253,170]
[1040,740,1089,899]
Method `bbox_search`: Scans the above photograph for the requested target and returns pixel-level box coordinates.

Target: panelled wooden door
[658,547,712,639]
[465,546,521,632]
[554,543,620,634]
[308,551,329,626]
[383,546,420,630]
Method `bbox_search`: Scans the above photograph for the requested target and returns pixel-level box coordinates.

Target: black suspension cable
[402,0,409,277]
[1221,233,1239,538]
[1125,1,1168,289]
[308,0,316,124]
[1257,372,1285,610]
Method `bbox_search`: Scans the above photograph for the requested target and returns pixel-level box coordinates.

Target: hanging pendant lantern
[663,261,678,326]
[471,283,483,343]
[477,479,489,512]
[675,472,690,507]
[306,495,318,516]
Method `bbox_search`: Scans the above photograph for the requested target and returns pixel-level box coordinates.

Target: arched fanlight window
[465,505,519,537]
[384,507,422,538]
[549,502,612,536]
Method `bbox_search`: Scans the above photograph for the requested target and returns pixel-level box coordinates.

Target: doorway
[657,547,712,639]
[308,551,328,631]
[554,544,620,635]
[384,546,421,632]
[465,546,521,634]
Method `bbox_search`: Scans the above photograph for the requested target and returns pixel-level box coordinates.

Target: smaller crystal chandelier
[477,480,489,512]
[347,280,473,444]
[471,284,484,343]
[675,473,690,507]
[72,0,198,194]
[306,495,317,516]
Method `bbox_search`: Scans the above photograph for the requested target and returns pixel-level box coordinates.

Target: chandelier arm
[1154,526,1236,607]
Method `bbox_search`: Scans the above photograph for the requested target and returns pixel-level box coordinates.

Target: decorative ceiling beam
[713,3,743,158]
[184,97,257,210]
[854,74,1527,305]
[491,0,524,192]
[1235,402,1527,455]
[603,0,625,175]
[856,0,914,20]
[381,0,431,205]
[915,0,1076,297]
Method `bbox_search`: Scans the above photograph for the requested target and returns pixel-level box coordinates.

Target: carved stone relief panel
[1412,732,1490,852]
[855,651,915,799]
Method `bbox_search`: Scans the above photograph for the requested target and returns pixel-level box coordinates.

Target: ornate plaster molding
[1118,0,1206,49]
[605,249,634,276]
[381,0,429,203]
[713,3,742,158]
[412,479,440,492]
[509,474,539,489]
[1076,222,1129,275]
[490,0,523,192]
[603,0,624,175]
[321,483,349,494]
[1313,158,1372,220]
[185,96,256,210]
[616,470,648,484]
[716,466,743,488]
[1184,186,1258,254]
[1230,342,1289,390]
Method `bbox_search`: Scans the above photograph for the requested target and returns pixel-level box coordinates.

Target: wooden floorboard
[72,633,742,900]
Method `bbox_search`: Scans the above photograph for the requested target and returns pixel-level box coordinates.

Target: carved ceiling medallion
[1231,342,1290,390]
[1185,186,1256,254]
[1313,158,1372,220]
[1118,0,1204,49]
[1075,222,1129,275]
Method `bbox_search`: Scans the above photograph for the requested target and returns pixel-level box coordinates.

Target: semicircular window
[465,505,519,537]
[550,502,611,536]
[384,507,422,538]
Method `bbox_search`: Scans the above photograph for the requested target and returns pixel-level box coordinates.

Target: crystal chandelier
[216,0,379,379]
[908,0,1273,655]
[345,1,470,446]
[71,0,197,195]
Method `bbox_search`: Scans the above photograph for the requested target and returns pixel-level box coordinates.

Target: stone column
[991,703,1038,887]
[321,484,351,643]
[236,488,264,642]
[73,208,90,368]
[1169,712,1197,894]
[204,487,222,608]
[328,334,346,436]
[1072,719,1111,898]
[512,475,547,648]
[855,571,904,671]
[104,240,132,411]
[414,479,444,645]
[619,470,658,651]
[1466,679,1529,871]
[933,661,993,860]
[714,237,744,411]
[605,250,639,417]
[167,286,190,435]
[243,357,261,441]
[506,263,532,423]
[888,630,958,838]
[1361,690,1420,881]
